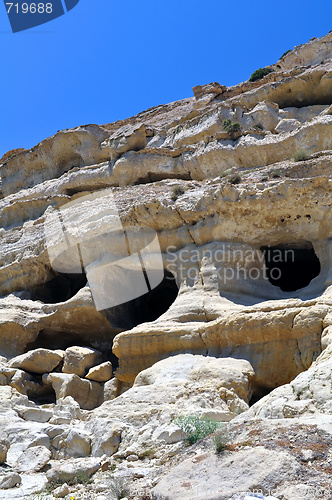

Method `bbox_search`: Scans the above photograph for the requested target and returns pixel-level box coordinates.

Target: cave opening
[30,272,87,303]
[105,269,179,330]
[260,242,320,292]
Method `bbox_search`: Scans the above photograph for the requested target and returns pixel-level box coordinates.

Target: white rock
[46,457,101,483]
[49,373,103,410]
[21,408,53,423]
[15,445,51,473]
[275,118,301,133]
[51,428,91,458]
[53,482,70,498]
[9,349,63,374]
[62,346,102,377]
[86,361,113,382]
[0,472,21,489]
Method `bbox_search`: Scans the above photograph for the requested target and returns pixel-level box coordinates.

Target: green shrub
[109,477,130,499]
[280,49,292,59]
[214,430,230,454]
[293,149,309,162]
[176,414,222,445]
[171,185,185,201]
[249,67,274,82]
[222,119,241,134]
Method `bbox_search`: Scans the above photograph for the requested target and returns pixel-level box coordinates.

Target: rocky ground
[0,32,332,499]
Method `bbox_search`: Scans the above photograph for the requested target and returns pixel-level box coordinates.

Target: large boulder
[15,445,52,473]
[49,373,103,410]
[9,348,64,374]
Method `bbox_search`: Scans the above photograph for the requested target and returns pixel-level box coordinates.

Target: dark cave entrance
[260,242,320,292]
[30,272,87,303]
[105,269,179,330]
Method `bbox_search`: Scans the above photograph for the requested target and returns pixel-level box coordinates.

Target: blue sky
[0,0,331,159]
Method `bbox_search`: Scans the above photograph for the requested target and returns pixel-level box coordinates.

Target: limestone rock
[0,31,332,498]
[90,424,122,457]
[134,354,254,407]
[62,346,102,377]
[9,348,63,374]
[49,373,103,410]
[53,482,70,498]
[51,428,91,458]
[86,361,112,382]
[46,457,101,483]
[236,356,332,420]
[153,447,298,500]
[0,472,21,489]
[21,408,53,423]
[15,445,51,473]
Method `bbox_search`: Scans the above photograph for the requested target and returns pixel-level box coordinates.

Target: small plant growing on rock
[109,477,130,499]
[176,414,222,445]
[280,49,292,59]
[222,119,241,134]
[249,67,274,82]
[171,185,185,201]
[293,149,309,162]
[214,430,230,454]
[75,470,93,485]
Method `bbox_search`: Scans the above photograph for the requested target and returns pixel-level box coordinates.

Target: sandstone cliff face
[0,32,332,498]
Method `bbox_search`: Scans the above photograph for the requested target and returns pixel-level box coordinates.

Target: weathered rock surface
[153,447,298,500]
[0,31,332,498]
[9,348,63,374]
[62,346,102,377]
[0,472,21,489]
[86,361,113,382]
[15,445,51,473]
[49,373,103,410]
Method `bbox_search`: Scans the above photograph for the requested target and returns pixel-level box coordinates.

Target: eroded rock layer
[0,32,332,499]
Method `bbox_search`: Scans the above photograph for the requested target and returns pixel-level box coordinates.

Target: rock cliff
[0,32,332,499]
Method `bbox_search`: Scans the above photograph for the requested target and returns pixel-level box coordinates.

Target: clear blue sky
[0,0,331,159]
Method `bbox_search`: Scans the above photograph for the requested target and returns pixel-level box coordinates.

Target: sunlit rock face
[1,32,332,499]
[0,31,332,403]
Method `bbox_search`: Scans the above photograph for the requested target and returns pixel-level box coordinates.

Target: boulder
[90,424,122,457]
[46,457,101,483]
[51,428,91,458]
[49,373,103,410]
[62,346,102,377]
[9,349,64,374]
[21,407,53,423]
[15,445,51,473]
[86,361,112,382]
[53,482,70,498]
[0,472,21,489]
[153,448,298,500]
